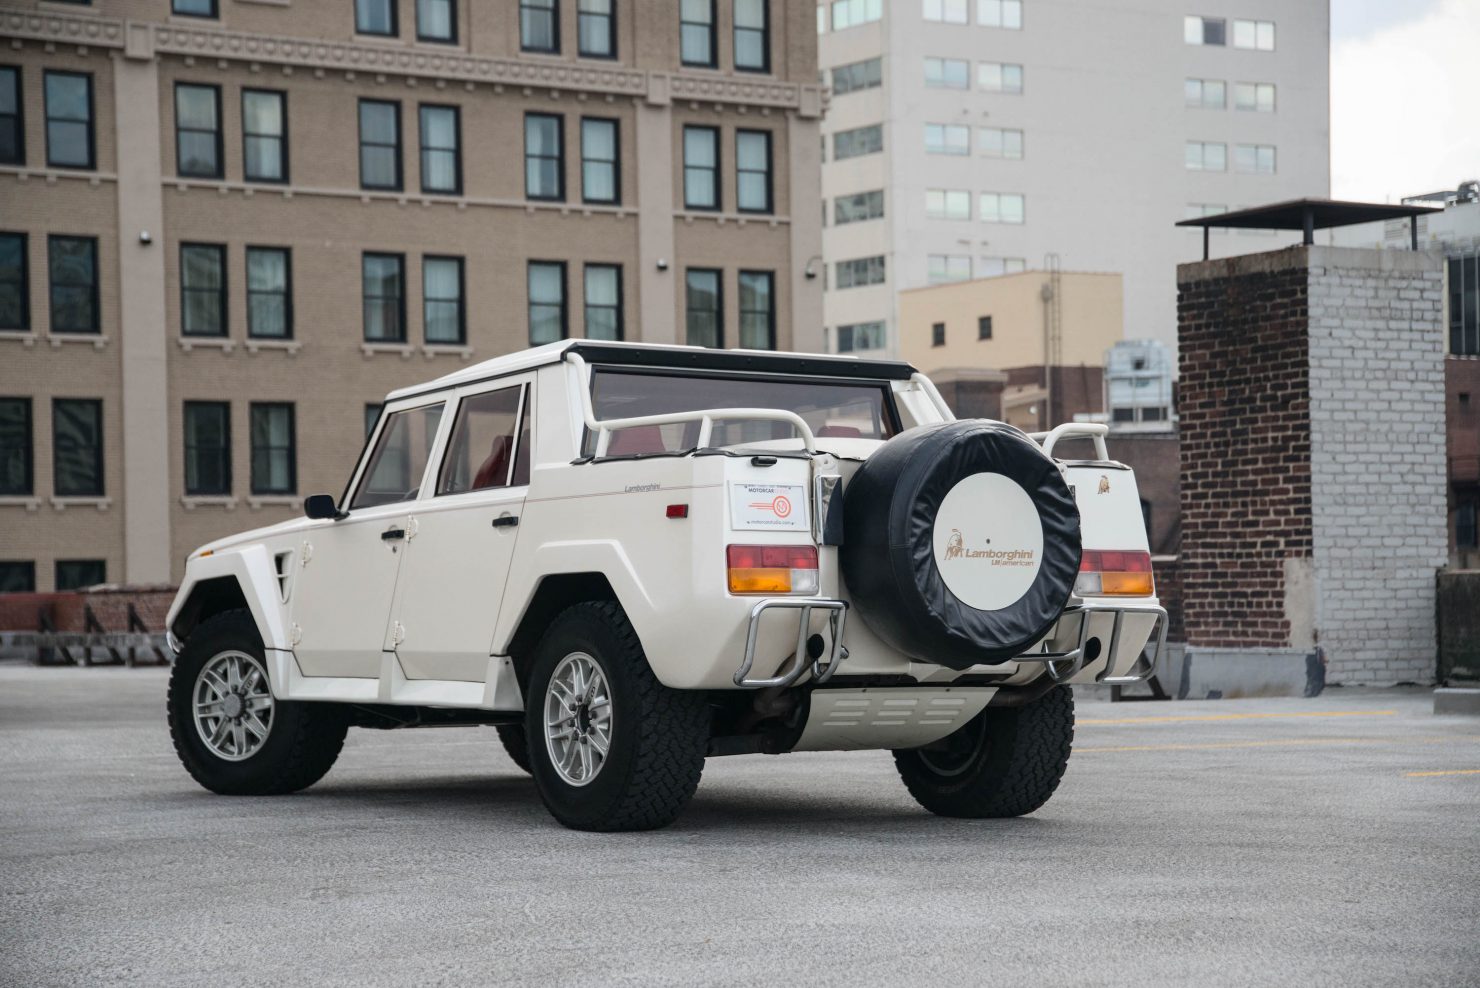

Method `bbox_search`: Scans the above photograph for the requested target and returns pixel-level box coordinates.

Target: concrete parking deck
[2,666,1477,986]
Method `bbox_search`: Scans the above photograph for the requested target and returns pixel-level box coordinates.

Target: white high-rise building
[817,0,1330,357]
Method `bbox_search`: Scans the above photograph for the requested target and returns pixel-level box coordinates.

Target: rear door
[388,377,534,682]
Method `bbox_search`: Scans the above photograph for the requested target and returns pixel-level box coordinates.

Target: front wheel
[893,684,1074,818]
[524,601,709,831]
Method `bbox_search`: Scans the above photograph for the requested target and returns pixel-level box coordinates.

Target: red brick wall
[1177,254,1313,648]
[1153,555,1185,643]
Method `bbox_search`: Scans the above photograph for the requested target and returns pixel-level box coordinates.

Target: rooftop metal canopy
[1175,197,1444,259]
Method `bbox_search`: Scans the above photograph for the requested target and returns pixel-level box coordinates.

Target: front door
[290,400,445,678]
[391,380,533,682]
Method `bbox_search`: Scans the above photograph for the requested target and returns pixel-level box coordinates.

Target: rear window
[585,368,898,456]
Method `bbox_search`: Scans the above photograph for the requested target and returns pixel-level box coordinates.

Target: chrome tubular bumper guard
[1014,604,1170,685]
[733,598,849,689]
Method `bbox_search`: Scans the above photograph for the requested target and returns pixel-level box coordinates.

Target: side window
[436,385,530,495]
[352,402,444,509]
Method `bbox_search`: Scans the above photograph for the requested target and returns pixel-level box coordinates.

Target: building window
[928,255,971,284]
[52,398,102,497]
[180,243,226,338]
[738,271,775,350]
[0,66,23,166]
[578,0,616,58]
[1185,141,1226,171]
[416,0,457,43]
[418,104,461,195]
[1234,82,1276,113]
[925,189,971,220]
[1233,19,1275,50]
[365,404,381,438]
[362,253,406,343]
[0,561,34,593]
[583,263,622,341]
[833,124,883,160]
[931,322,946,346]
[246,247,291,339]
[977,62,1023,93]
[173,0,218,17]
[580,117,619,204]
[250,403,296,495]
[832,57,882,95]
[979,127,1023,159]
[1234,144,1276,174]
[831,0,881,30]
[736,130,772,214]
[834,189,884,225]
[680,0,717,68]
[978,257,1026,278]
[1185,203,1226,219]
[528,261,567,345]
[735,0,769,72]
[924,57,969,89]
[924,123,970,156]
[978,0,1021,28]
[1184,15,1225,45]
[355,0,398,35]
[836,320,884,353]
[1458,501,1478,550]
[1185,78,1225,109]
[423,255,465,345]
[183,401,231,496]
[48,236,98,334]
[979,192,1025,224]
[56,560,106,591]
[978,315,993,340]
[44,71,94,169]
[0,397,32,496]
[683,125,720,210]
[358,100,402,191]
[175,84,222,179]
[525,113,565,201]
[923,0,968,24]
[521,0,560,52]
[685,268,723,347]
[242,89,288,183]
[0,232,27,330]
[836,256,885,289]
[1450,255,1479,356]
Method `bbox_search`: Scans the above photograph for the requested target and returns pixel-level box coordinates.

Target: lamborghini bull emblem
[944,528,965,560]
[1098,475,1111,495]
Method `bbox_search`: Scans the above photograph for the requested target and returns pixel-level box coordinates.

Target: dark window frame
[249,402,297,496]
[521,0,561,54]
[582,262,623,341]
[684,267,723,348]
[174,82,224,180]
[580,115,620,205]
[416,0,459,43]
[55,559,106,591]
[51,397,103,498]
[735,128,773,214]
[0,396,33,497]
[680,0,718,69]
[0,65,24,167]
[682,124,721,211]
[527,260,569,346]
[246,245,293,340]
[358,98,403,192]
[0,561,36,593]
[931,322,946,347]
[43,70,95,170]
[179,242,228,338]
[362,251,408,343]
[423,254,467,346]
[577,0,617,59]
[524,112,566,202]
[418,103,462,196]
[978,315,992,340]
[737,269,776,350]
[241,88,289,184]
[355,0,399,36]
[183,400,232,496]
[733,0,770,73]
[0,231,28,331]
[47,234,99,335]
[172,0,219,19]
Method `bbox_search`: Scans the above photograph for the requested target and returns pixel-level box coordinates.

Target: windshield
[585,368,898,456]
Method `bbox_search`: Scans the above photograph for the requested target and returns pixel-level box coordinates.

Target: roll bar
[1031,422,1110,461]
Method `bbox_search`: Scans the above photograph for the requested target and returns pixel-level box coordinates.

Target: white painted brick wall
[1306,247,1448,684]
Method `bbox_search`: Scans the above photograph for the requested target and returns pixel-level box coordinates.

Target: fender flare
[167,545,291,651]
[491,539,656,659]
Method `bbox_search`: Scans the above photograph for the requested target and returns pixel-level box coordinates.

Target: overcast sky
[1330,0,1479,202]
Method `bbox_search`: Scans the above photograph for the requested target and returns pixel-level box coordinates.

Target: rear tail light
[727,544,819,595]
[1076,549,1154,597]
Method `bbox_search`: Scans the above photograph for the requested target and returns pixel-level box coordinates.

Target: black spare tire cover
[840,420,1081,669]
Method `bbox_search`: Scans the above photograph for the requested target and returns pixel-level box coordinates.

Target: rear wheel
[495,724,532,774]
[525,601,709,831]
[167,609,348,796]
[893,684,1074,818]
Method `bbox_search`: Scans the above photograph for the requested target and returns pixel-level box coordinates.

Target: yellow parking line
[1079,710,1397,726]
[1404,769,1480,778]
[1077,737,1384,753]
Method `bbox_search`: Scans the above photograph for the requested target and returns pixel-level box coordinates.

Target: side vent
[274,550,295,602]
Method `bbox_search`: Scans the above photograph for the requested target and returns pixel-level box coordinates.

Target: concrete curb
[1433,688,1480,716]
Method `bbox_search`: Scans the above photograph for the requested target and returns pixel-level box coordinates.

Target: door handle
[491,515,519,529]
[381,528,406,541]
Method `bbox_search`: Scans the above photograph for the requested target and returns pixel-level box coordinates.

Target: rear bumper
[1019,602,1169,685]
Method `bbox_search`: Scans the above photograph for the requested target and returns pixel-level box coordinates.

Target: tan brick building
[0,0,823,590]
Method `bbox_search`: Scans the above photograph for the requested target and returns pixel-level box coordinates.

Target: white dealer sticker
[729,482,809,532]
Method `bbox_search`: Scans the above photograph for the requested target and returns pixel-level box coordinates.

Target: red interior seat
[471,435,512,490]
[607,426,666,455]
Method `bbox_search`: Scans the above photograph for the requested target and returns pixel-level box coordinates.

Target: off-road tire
[167,609,349,796]
[893,685,1074,818]
[525,601,709,831]
[495,724,532,774]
